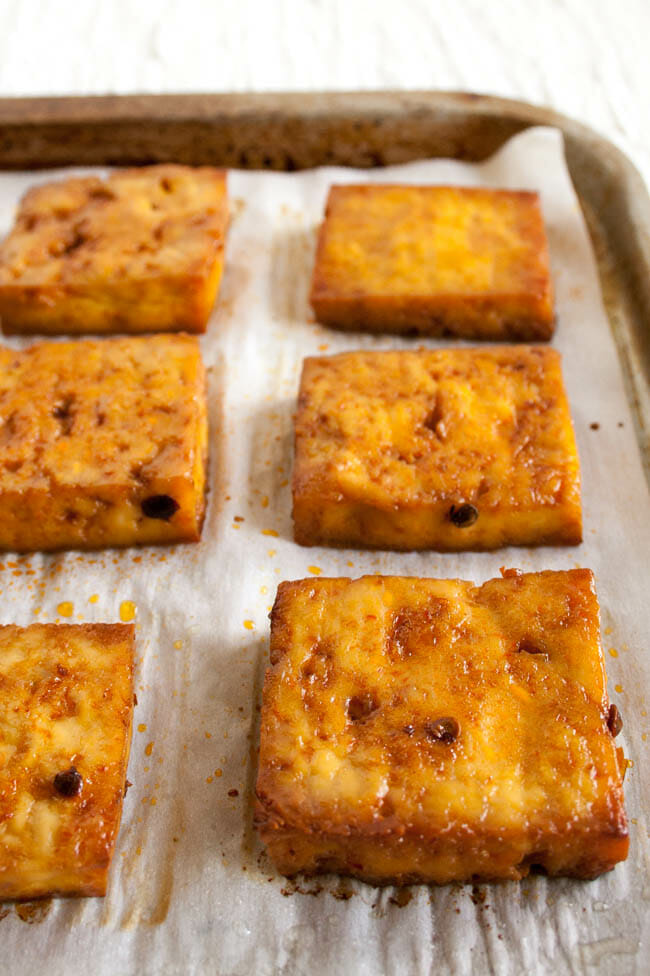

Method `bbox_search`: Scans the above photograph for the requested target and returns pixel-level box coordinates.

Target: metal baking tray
[0,90,648,482]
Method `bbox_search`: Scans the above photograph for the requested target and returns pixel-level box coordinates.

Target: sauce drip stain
[15,900,53,923]
[389,888,413,907]
[120,600,136,622]
[57,601,74,617]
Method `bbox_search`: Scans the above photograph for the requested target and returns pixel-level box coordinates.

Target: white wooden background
[1,0,649,185]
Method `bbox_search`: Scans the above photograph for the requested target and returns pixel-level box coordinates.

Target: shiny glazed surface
[310,185,554,338]
[0,164,228,334]
[0,623,134,899]
[293,346,581,550]
[0,334,208,551]
[256,571,628,884]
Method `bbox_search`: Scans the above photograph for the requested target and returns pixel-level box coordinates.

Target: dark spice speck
[424,717,459,743]
[449,503,478,527]
[53,767,83,797]
[141,495,180,520]
[607,704,623,737]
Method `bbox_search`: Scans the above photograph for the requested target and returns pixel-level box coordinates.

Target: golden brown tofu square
[292,346,581,551]
[0,623,134,899]
[0,165,228,335]
[256,571,628,885]
[310,185,554,339]
[0,334,207,552]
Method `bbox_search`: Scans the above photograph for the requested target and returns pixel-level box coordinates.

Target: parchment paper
[1,127,648,976]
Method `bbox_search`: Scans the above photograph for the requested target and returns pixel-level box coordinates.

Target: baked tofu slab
[292,346,581,551]
[0,334,207,552]
[0,623,134,900]
[0,164,228,335]
[256,571,628,886]
[310,185,554,339]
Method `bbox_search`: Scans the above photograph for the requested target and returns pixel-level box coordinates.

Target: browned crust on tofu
[292,346,581,551]
[0,165,228,335]
[255,571,628,885]
[0,334,208,552]
[310,185,554,339]
[0,623,134,900]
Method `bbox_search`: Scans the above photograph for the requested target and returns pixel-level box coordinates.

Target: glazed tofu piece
[0,165,228,334]
[310,185,554,339]
[292,346,581,551]
[0,623,134,899]
[256,571,628,885]
[0,334,207,552]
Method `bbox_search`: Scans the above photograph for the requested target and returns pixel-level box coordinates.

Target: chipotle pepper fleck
[448,503,478,527]
[141,495,180,520]
[424,717,459,743]
[53,767,83,797]
[607,704,623,737]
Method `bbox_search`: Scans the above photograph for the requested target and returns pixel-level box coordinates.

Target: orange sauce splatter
[260,586,268,595]
[57,601,74,617]
[262,529,278,538]
[261,496,269,508]
[88,594,99,604]
[137,723,147,733]
[145,742,154,756]
[318,343,330,351]
[120,601,136,622]
[609,648,618,658]
[215,769,223,777]
[206,776,213,784]
[205,731,212,739]
[173,640,183,650]
[243,620,255,631]
[308,566,322,575]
